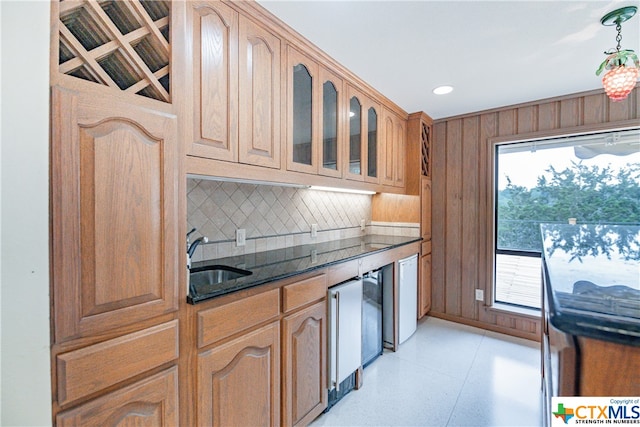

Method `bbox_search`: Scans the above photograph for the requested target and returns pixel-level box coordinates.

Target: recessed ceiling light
[433,85,454,95]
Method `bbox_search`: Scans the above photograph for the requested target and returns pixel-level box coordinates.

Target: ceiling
[257,0,640,120]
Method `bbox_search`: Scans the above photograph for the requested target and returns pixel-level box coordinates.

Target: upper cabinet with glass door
[286,46,320,174]
[318,67,343,178]
[287,47,347,178]
[345,85,380,183]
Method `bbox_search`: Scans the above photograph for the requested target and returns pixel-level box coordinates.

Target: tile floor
[311,316,542,427]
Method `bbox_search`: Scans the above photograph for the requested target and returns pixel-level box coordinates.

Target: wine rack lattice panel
[58,0,170,102]
[421,122,431,177]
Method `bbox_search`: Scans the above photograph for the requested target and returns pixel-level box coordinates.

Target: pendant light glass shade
[596,6,638,102]
[602,66,639,101]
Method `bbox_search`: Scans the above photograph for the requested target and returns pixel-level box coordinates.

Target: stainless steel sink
[189,265,252,287]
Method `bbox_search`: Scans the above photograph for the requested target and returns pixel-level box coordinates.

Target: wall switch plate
[475,289,484,301]
[360,219,366,231]
[311,223,318,238]
[236,229,246,246]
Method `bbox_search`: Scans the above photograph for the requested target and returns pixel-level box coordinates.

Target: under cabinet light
[187,174,308,189]
[309,185,376,195]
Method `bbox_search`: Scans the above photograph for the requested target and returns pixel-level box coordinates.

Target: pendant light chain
[615,22,622,52]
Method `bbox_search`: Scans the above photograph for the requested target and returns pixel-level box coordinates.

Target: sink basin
[189,265,252,287]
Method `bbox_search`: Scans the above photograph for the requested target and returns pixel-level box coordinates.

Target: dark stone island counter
[541,223,640,346]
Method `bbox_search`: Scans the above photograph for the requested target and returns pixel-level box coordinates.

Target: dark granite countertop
[541,223,640,346]
[187,234,421,304]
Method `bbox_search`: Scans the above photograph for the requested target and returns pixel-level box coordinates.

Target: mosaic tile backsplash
[187,179,374,260]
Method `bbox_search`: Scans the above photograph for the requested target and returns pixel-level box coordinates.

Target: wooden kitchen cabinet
[345,85,380,183]
[419,252,432,317]
[56,366,179,426]
[50,85,180,343]
[197,321,281,427]
[318,66,344,178]
[238,14,282,169]
[381,107,407,188]
[406,112,433,318]
[185,0,239,162]
[286,46,321,174]
[282,300,327,427]
[184,2,283,170]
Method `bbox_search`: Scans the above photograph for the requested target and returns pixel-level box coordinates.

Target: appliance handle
[334,290,340,392]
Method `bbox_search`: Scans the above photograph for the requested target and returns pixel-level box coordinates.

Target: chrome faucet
[187,227,208,269]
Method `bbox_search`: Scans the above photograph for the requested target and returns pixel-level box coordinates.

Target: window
[494,128,640,310]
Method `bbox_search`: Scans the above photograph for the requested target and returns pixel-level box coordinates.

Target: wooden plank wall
[431,87,639,341]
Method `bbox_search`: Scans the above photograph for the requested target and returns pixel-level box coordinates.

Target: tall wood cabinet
[50,86,180,343]
[50,83,181,421]
[407,112,434,318]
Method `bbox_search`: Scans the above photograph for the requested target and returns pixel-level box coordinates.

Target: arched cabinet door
[381,107,407,188]
[286,46,321,174]
[56,367,179,426]
[319,67,344,179]
[345,84,380,183]
[238,15,282,169]
[51,86,179,343]
[186,0,239,162]
[197,322,281,427]
[282,300,327,427]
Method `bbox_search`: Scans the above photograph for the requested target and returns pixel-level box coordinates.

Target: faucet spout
[186,228,208,269]
[188,236,208,258]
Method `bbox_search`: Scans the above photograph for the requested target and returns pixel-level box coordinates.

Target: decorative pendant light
[596,6,639,102]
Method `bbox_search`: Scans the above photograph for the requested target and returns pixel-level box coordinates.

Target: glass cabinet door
[367,107,378,179]
[349,96,362,175]
[292,63,313,166]
[322,81,338,172]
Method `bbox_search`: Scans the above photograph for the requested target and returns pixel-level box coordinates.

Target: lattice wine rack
[58,0,170,102]
[420,121,431,177]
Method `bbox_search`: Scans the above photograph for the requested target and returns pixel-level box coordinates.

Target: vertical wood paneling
[498,110,516,136]
[517,106,537,134]
[608,95,633,122]
[444,120,463,316]
[560,98,581,128]
[431,87,638,339]
[583,93,606,125]
[537,101,559,131]
[460,116,479,319]
[431,122,447,313]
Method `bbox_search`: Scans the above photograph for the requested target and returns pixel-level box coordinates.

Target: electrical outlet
[311,223,318,238]
[475,289,484,301]
[360,219,366,231]
[236,229,246,246]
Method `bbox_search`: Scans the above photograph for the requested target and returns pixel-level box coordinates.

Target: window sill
[488,302,541,320]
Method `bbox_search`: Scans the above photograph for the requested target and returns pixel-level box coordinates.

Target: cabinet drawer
[283,274,327,313]
[327,259,359,284]
[198,288,280,348]
[421,240,431,255]
[56,320,179,406]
